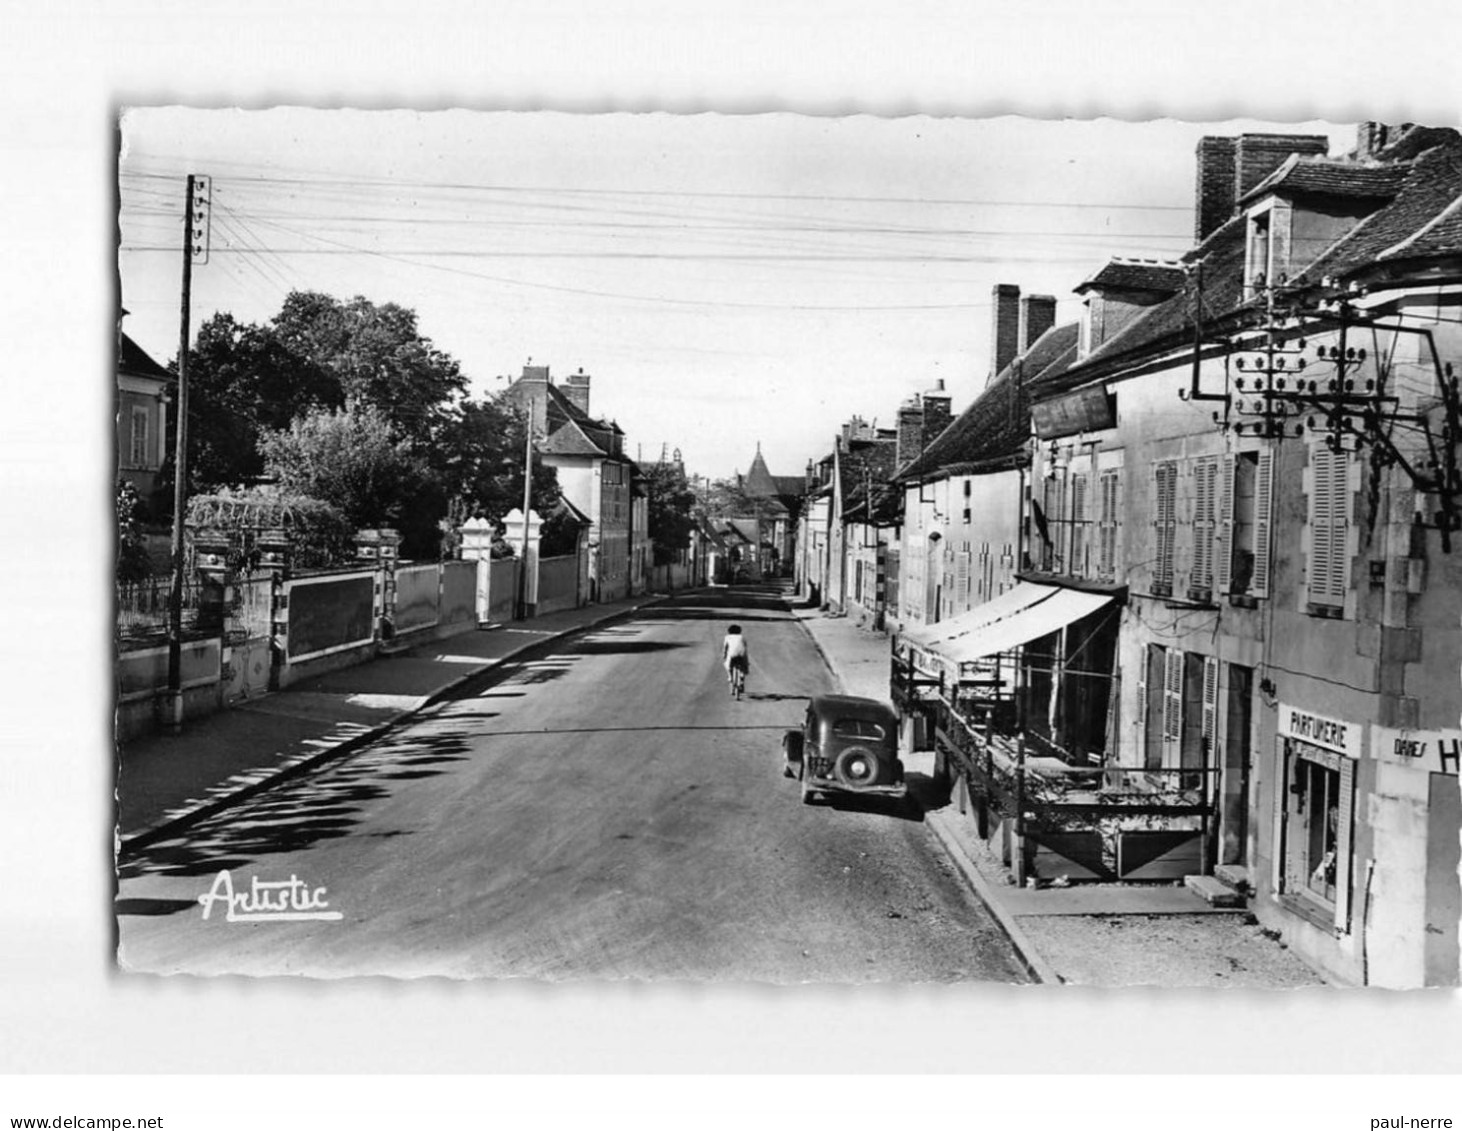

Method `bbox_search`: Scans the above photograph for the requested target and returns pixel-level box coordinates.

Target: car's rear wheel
[799,760,818,805]
[833,746,879,788]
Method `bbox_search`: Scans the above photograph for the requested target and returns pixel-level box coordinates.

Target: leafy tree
[272,291,466,443]
[641,460,698,565]
[258,404,428,534]
[434,395,560,524]
[180,312,341,491]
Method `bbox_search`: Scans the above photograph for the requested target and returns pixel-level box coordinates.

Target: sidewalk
[116,594,658,853]
[793,602,1328,988]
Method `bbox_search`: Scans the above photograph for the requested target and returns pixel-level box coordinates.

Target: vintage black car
[782,694,906,805]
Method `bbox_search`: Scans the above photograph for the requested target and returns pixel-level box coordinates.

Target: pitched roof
[773,474,806,499]
[743,448,780,497]
[119,333,173,382]
[1074,258,1186,295]
[1299,139,1462,282]
[1378,191,1462,260]
[897,321,1078,482]
[1239,155,1410,205]
[538,418,609,457]
[1033,129,1462,398]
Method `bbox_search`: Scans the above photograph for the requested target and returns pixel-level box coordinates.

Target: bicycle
[729,660,747,700]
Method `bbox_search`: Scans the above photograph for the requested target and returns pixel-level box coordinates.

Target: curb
[792,604,1060,985]
[924,807,1061,985]
[117,599,659,859]
[788,607,846,693]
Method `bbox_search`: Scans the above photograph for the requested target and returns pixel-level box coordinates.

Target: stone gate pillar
[502,508,542,619]
[459,515,496,625]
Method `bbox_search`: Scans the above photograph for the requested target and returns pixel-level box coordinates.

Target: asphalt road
[116,587,1029,983]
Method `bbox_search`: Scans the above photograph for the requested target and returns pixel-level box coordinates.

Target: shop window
[1280,741,1356,931]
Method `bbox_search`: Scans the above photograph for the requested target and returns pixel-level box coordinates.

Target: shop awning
[903,581,1115,666]
[899,581,1060,650]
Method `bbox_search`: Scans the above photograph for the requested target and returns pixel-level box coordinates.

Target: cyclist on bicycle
[722,624,750,698]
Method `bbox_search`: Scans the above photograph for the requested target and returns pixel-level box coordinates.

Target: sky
[118,110,1357,482]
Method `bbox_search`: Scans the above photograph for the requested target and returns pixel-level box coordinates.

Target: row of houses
[795,122,1462,988]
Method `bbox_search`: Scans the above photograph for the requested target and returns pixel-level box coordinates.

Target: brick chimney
[920,379,953,450]
[515,363,551,438]
[1194,133,1329,242]
[1019,294,1057,351]
[1235,133,1329,199]
[563,367,591,416]
[989,284,1021,383]
[896,397,924,470]
[1194,136,1238,242]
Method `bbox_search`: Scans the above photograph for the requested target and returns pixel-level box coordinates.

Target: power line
[119,167,1194,211]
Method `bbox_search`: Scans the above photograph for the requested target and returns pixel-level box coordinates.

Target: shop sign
[1370,725,1462,775]
[1278,703,1361,759]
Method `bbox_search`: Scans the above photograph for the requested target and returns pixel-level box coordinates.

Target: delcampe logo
[198,869,343,923]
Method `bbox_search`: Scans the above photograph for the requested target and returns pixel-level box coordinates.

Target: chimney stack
[563,367,591,416]
[1194,133,1330,242]
[1019,294,1057,351]
[989,284,1021,384]
[920,379,953,451]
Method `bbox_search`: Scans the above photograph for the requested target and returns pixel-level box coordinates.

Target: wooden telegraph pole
[164,174,207,732]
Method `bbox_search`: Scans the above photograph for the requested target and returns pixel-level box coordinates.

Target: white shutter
[1098,471,1118,580]
[1334,756,1356,932]
[1309,446,1350,607]
[1273,741,1288,893]
[955,550,971,610]
[1070,474,1088,577]
[1192,458,1217,592]
[1215,454,1235,594]
[1251,449,1274,599]
[1162,647,1184,768]
[1201,657,1219,794]
[1153,462,1177,593]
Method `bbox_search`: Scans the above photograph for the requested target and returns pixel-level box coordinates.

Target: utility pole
[164,174,207,732]
[516,402,534,620]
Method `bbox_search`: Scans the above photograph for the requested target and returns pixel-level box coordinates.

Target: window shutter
[1162,647,1184,767]
[1273,742,1289,894]
[1140,643,1157,770]
[955,550,971,609]
[1201,656,1219,777]
[1070,474,1088,577]
[1309,446,1350,607]
[1215,454,1235,594]
[1153,462,1177,593]
[1334,756,1356,933]
[1098,471,1118,580]
[130,408,149,468]
[1192,458,1217,592]
[1251,449,1274,599]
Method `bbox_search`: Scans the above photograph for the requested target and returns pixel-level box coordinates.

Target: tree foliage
[116,481,158,581]
[258,404,427,532]
[168,289,558,560]
[271,292,466,443]
[641,460,698,565]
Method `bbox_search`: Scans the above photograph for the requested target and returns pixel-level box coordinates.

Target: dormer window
[1247,211,1272,294]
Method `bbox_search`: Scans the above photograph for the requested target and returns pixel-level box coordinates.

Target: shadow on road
[115,727,479,901]
[808,770,946,825]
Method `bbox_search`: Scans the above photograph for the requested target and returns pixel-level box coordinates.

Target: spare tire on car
[832,746,879,788]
